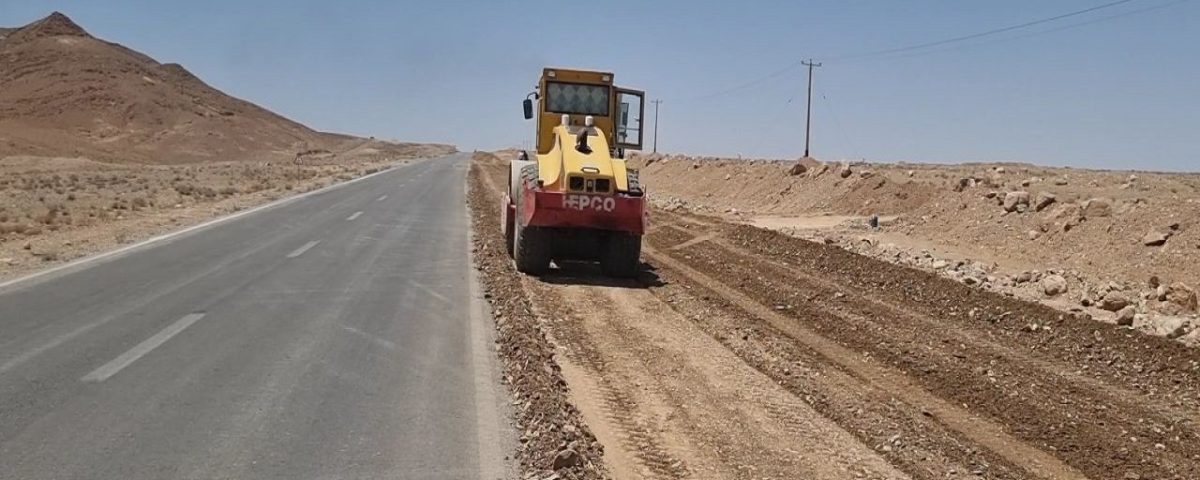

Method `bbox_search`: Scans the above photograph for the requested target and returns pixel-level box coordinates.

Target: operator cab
[522,68,644,159]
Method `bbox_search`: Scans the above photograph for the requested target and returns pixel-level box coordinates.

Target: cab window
[545,82,609,116]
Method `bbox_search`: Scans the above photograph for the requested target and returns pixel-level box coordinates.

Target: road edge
[465,163,519,480]
[465,153,610,479]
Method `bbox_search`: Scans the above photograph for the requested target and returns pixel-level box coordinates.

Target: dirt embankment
[470,151,1200,480]
[630,153,1200,347]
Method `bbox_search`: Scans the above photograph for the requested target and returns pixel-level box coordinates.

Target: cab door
[614,88,645,151]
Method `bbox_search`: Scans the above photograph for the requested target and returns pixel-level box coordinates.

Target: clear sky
[3,0,1197,171]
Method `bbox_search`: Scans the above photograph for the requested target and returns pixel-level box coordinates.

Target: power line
[833,0,1191,64]
[682,61,807,101]
[824,0,1141,62]
[673,0,1148,101]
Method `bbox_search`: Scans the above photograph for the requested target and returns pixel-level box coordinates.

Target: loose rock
[1003,191,1031,213]
[1142,229,1171,246]
[1164,283,1197,312]
[552,448,580,470]
[1033,191,1057,212]
[1099,291,1131,312]
[1115,306,1136,326]
[1042,274,1068,296]
[1140,316,1190,339]
[1082,198,1112,218]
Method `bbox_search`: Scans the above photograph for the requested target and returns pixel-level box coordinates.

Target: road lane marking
[0,321,106,375]
[286,240,320,258]
[346,211,363,221]
[81,313,205,382]
[339,325,396,350]
[406,280,450,304]
[376,195,387,202]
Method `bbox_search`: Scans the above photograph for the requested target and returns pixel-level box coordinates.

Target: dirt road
[468,154,1200,480]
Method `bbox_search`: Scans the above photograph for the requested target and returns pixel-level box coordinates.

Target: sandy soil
[630,153,1200,347]
[470,151,1200,480]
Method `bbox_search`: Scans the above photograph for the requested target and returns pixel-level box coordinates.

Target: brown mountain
[0,12,385,164]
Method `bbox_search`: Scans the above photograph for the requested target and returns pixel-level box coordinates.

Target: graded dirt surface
[469,152,1200,480]
[631,154,1200,347]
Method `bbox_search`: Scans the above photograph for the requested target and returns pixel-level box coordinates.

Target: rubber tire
[601,232,641,278]
[513,168,551,275]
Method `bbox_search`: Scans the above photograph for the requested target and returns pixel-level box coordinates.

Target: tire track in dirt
[528,279,909,480]
[666,211,1200,417]
[642,242,1089,480]
[646,212,1200,480]
[663,219,1200,429]
[643,273,1028,479]
[526,283,690,480]
[681,217,1195,424]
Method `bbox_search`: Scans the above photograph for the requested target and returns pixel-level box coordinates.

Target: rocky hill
[0,12,394,164]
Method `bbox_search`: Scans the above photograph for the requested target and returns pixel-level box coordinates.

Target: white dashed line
[286,241,320,258]
[81,313,205,382]
[376,195,387,202]
[346,211,363,221]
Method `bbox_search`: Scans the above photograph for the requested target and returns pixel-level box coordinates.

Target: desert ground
[470,151,1200,480]
[631,153,1200,347]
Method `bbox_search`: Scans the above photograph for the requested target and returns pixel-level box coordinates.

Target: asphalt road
[0,153,514,479]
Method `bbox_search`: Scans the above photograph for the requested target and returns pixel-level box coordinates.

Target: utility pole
[802,59,821,158]
[650,99,663,153]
